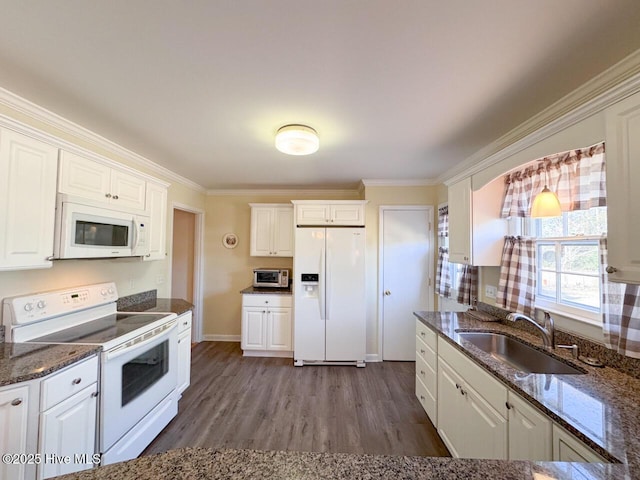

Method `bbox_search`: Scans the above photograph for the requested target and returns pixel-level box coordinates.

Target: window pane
[560,244,599,274]
[567,207,607,236]
[539,245,556,269]
[538,216,563,238]
[560,274,600,309]
[539,271,556,299]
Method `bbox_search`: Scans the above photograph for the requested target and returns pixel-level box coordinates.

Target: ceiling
[1,1,640,190]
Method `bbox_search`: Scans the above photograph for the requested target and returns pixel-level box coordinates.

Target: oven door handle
[106,319,177,361]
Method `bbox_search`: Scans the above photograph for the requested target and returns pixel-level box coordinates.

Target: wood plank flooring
[143,342,450,457]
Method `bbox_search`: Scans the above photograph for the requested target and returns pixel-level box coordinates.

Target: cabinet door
[58,150,111,202]
[144,182,167,261]
[605,90,640,284]
[448,178,472,265]
[330,204,364,226]
[0,385,30,480]
[273,207,294,256]
[177,329,191,395]
[39,384,97,479]
[464,384,507,459]
[241,308,267,350]
[267,307,292,350]
[110,169,146,210]
[508,392,552,461]
[437,360,465,458]
[552,424,607,463]
[296,204,330,225]
[0,129,58,270]
[250,208,274,256]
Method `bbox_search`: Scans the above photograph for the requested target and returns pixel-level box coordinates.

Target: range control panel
[4,282,118,325]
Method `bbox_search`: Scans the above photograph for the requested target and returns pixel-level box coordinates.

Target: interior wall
[0,101,206,326]
[172,209,196,303]
[203,191,361,339]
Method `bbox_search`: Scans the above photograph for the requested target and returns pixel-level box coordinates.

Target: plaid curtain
[600,238,640,358]
[496,236,536,316]
[436,247,452,298]
[456,265,478,305]
[500,142,606,218]
[438,205,449,237]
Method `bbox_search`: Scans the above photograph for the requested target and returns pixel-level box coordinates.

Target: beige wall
[172,209,196,303]
[0,103,206,327]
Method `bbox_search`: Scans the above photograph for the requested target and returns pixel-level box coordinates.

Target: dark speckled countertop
[0,342,100,387]
[119,298,193,315]
[414,311,640,479]
[240,285,292,295]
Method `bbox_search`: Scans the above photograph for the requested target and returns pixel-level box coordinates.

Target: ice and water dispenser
[300,273,319,298]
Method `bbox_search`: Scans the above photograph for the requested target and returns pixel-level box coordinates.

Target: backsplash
[117,289,157,310]
[477,302,640,380]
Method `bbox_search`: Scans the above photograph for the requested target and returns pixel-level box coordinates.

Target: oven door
[100,319,178,452]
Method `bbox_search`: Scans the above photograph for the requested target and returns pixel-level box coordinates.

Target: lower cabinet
[177,311,193,397]
[0,383,32,480]
[507,392,552,461]
[241,294,292,356]
[415,320,438,426]
[552,424,608,463]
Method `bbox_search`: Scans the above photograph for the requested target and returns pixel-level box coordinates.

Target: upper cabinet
[249,204,294,257]
[144,182,168,261]
[0,129,58,271]
[59,150,147,211]
[292,200,366,226]
[605,90,640,284]
[448,177,506,266]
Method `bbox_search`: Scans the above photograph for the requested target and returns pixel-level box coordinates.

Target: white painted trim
[0,86,205,193]
[366,353,381,362]
[206,188,361,197]
[242,350,293,358]
[170,202,206,343]
[377,205,435,360]
[202,334,241,342]
[441,53,640,187]
[361,179,437,187]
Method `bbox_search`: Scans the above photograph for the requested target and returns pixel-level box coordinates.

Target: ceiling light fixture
[275,124,319,156]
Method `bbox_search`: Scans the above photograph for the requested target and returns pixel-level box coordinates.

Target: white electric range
[2,282,178,465]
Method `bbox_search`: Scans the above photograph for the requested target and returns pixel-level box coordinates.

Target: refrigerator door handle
[326,246,331,322]
[319,244,326,320]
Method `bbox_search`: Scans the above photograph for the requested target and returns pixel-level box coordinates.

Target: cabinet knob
[420,395,425,401]
[420,349,425,354]
[420,332,425,337]
[105,193,112,198]
[505,402,513,410]
[384,290,391,296]
[262,310,266,314]
[460,388,467,396]
[91,391,99,398]
[72,378,82,385]
[606,266,618,274]
[11,398,22,406]
[113,195,119,200]
[420,370,425,375]
[455,383,461,389]
[183,321,188,326]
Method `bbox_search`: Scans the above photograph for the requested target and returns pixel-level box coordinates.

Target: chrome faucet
[506,311,555,349]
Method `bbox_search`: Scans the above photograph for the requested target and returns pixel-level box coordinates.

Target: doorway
[379,206,434,361]
[171,204,204,342]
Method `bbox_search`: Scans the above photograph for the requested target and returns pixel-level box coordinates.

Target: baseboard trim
[242,350,293,358]
[202,334,241,342]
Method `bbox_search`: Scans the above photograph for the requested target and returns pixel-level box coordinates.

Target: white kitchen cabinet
[241,294,292,356]
[605,90,640,284]
[38,356,98,479]
[436,337,508,459]
[0,384,31,480]
[292,200,366,226]
[249,204,293,257]
[447,176,506,266]
[552,424,608,463]
[507,391,552,461]
[177,311,193,396]
[415,320,437,426]
[59,150,147,211]
[143,181,168,261]
[0,129,58,271]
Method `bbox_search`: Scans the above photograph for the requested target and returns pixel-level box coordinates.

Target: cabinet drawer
[415,320,437,350]
[177,311,193,334]
[416,354,437,396]
[41,356,98,411]
[416,374,436,426]
[416,335,437,370]
[242,294,292,308]
[438,337,506,416]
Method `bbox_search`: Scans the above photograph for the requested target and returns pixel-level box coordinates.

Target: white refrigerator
[293,227,366,366]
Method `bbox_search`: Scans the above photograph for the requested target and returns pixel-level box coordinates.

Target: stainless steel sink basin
[456,332,585,374]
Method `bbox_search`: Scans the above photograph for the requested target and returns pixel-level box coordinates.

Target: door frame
[170,202,205,342]
[377,205,435,361]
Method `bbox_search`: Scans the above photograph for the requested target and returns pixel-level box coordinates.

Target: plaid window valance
[438,205,449,237]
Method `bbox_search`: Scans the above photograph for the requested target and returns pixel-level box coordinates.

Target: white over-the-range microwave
[54,194,150,259]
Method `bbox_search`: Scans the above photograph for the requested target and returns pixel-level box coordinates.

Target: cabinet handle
[113,195,119,200]
[505,402,512,410]
[11,398,22,406]
[72,378,82,385]
[455,383,461,390]
[420,395,425,401]
[384,290,391,296]
[183,321,189,326]
[420,370,425,375]
[146,254,151,258]
[105,193,112,198]
[91,391,99,398]
[420,332,425,337]
[460,388,466,396]
[420,349,425,354]
[606,266,618,274]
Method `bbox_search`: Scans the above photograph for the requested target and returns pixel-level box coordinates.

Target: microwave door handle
[132,218,140,251]
[106,320,177,361]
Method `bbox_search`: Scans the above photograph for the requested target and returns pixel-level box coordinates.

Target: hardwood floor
[143,342,450,457]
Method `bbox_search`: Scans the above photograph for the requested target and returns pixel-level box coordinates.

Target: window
[533,207,607,324]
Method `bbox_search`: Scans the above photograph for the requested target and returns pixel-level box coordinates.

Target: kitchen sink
[456,332,585,375]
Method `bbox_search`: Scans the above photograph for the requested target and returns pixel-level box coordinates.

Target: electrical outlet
[485,285,497,299]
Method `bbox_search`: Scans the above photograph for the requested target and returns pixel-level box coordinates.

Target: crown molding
[440,48,640,186]
[360,179,438,187]
[0,86,206,193]
[206,188,361,197]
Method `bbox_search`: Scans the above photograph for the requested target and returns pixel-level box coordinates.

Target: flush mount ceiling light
[275,124,319,155]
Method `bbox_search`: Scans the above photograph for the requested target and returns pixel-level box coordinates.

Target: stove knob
[37,300,46,309]
[107,288,115,295]
[101,289,107,296]
[24,303,34,312]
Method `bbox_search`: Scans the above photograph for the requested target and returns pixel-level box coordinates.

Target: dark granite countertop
[414,311,640,478]
[0,342,100,387]
[54,447,626,480]
[119,298,193,315]
[240,285,292,295]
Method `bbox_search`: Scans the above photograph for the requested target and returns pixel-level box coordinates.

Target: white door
[381,207,432,360]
